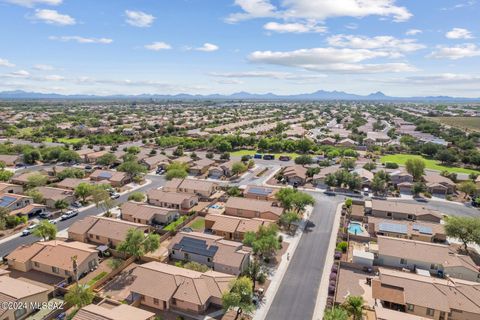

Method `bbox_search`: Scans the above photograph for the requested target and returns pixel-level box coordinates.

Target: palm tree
[324,307,348,320]
[343,295,364,320]
[64,284,93,308]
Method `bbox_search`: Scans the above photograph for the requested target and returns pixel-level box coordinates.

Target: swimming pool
[348,222,364,235]
[209,204,223,209]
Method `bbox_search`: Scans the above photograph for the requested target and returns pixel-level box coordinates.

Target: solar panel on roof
[173,237,218,258]
[98,172,113,179]
[413,224,433,235]
[249,187,272,196]
[0,195,17,208]
[378,222,408,234]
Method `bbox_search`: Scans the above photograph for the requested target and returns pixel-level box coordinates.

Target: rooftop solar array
[98,172,113,179]
[248,187,272,196]
[173,237,219,258]
[413,224,433,235]
[0,195,17,208]
[378,222,408,234]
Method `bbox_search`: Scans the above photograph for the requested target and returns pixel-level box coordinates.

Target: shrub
[257,272,267,284]
[336,241,348,253]
[385,162,399,169]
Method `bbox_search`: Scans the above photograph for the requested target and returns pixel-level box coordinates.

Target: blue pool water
[348,222,364,235]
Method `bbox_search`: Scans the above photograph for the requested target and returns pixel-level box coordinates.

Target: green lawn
[189,217,205,231]
[231,149,301,159]
[86,271,108,286]
[44,137,85,144]
[381,154,479,174]
[164,215,188,231]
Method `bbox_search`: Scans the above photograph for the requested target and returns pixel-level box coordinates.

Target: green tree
[97,153,117,166]
[128,191,145,202]
[32,220,57,241]
[57,168,85,180]
[243,259,265,291]
[436,149,457,165]
[65,284,94,308]
[25,188,44,204]
[279,211,301,229]
[340,158,356,169]
[91,186,114,215]
[444,216,480,252]
[183,261,210,272]
[371,173,387,195]
[0,207,9,230]
[243,224,280,258]
[117,229,160,259]
[0,169,13,182]
[405,158,425,181]
[54,199,69,213]
[458,181,478,198]
[23,149,41,164]
[74,182,94,203]
[294,155,313,165]
[232,162,247,176]
[412,182,426,195]
[117,160,147,180]
[58,150,81,163]
[342,295,364,320]
[222,277,255,320]
[26,173,48,189]
[324,307,348,320]
[165,161,189,180]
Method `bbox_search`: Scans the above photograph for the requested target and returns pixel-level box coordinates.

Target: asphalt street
[0,174,166,257]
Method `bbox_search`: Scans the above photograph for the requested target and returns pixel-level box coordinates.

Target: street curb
[312,202,343,320]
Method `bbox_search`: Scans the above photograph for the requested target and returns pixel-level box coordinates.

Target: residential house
[90,169,130,187]
[376,236,480,281]
[56,178,90,190]
[319,137,336,146]
[208,160,235,179]
[372,268,480,320]
[0,275,49,320]
[0,193,33,212]
[224,197,283,221]
[312,165,341,188]
[0,154,21,167]
[11,172,50,186]
[365,132,391,146]
[352,168,374,188]
[0,182,23,194]
[164,178,219,199]
[168,232,250,275]
[36,186,75,208]
[389,169,414,185]
[140,154,170,170]
[204,214,273,241]
[84,150,108,164]
[130,262,235,313]
[243,185,277,201]
[337,138,356,147]
[424,171,456,195]
[189,158,215,176]
[281,165,308,186]
[147,189,198,213]
[73,303,155,320]
[366,217,446,242]
[68,216,149,247]
[6,240,99,280]
[120,201,178,225]
[369,199,443,223]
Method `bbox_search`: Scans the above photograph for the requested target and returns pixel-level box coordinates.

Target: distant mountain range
[0,89,479,102]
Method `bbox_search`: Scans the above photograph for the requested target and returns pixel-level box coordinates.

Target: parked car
[279,155,291,161]
[71,201,82,208]
[324,191,336,196]
[263,154,275,160]
[39,211,54,219]
[22,224,38,236]
[110,192,121,199]
[156,168,165,175]
[49,219,58,225]
[60,210,78,221]
[254,153,263,159]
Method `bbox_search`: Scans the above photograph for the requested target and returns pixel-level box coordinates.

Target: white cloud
[195,43,219,52]
[428,44,480,60]
[263,21,326,33]
[248,47,417,73]
[405,73,480,84]
[43,74,64,81]
[0,58,15,67]
[49,36,113,44]
[327,34,425,54]
[6,0,61,7]
[7,70,30,78]
[33,9,75,25]
[445,28,474,39]
[211,71,327,80]
[227,0,412,23]
[406,29,422,35]
[33,64,54,70]
[144,42,172,51]
[125,10,155,28]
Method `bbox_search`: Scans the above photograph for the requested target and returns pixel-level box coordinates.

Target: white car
[60,210,79,221]
[22,224,38,236]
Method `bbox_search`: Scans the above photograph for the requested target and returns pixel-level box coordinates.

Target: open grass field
[188,217,205,231]
[231,149,301,159]
[381,154,479,174]
[428,117,480,132]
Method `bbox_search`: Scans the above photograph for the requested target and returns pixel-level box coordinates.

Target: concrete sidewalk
[312,202,343,320]
[252,205,313,320]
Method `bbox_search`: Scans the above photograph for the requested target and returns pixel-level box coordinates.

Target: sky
[0,0,480,97]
